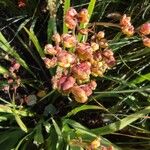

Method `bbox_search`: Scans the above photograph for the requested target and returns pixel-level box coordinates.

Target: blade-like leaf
[92,106,150,135]
[0,32,34,76]
[14,111,28,133]
[63,0,71,33]
[34,124,44,145]
[130,73,150,84]
[23,27,45,58]
[65,105,103,118]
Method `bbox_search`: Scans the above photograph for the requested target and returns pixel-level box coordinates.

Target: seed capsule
[140,23,150,35]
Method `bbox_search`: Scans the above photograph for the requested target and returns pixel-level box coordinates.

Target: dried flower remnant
[140,23,150,35]
[91,61,108,77]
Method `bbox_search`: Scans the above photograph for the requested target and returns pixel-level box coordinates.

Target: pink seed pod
[78,8,89,23]
[102,49,116,67]
[57,50,76,68]
[61,34,77,48]
[43,57,57,68]
[18,0,26,8]
[102,49,114,58]
[76,43,93,61]
[13,63,20,71]
[140,23,150,35]
[44,44,57,55]
[53,75,75,92]
[71,86,88,103]
[142,37,150,48]
[71,61,91,82]
[65,16,77,30]
[60,76,75,91]
[65,7,78,29]
[66,7,77,18]
[80,84,93,97]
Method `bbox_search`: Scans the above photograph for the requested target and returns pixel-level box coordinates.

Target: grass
[0,0,150,150]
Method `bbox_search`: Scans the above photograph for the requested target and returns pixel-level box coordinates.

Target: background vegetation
[0,0,150,150]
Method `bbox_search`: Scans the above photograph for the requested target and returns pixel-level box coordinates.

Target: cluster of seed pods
[2,60,21,92]
[119,14,150,47]
[43,8,116,103]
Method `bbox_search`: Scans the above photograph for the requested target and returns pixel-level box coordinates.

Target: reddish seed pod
[142,37,150,48]
[140,23,150,35]
[65,8,78,29]
[61,76,76,91]
[18,0,26,8]
[66,7,77,18]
